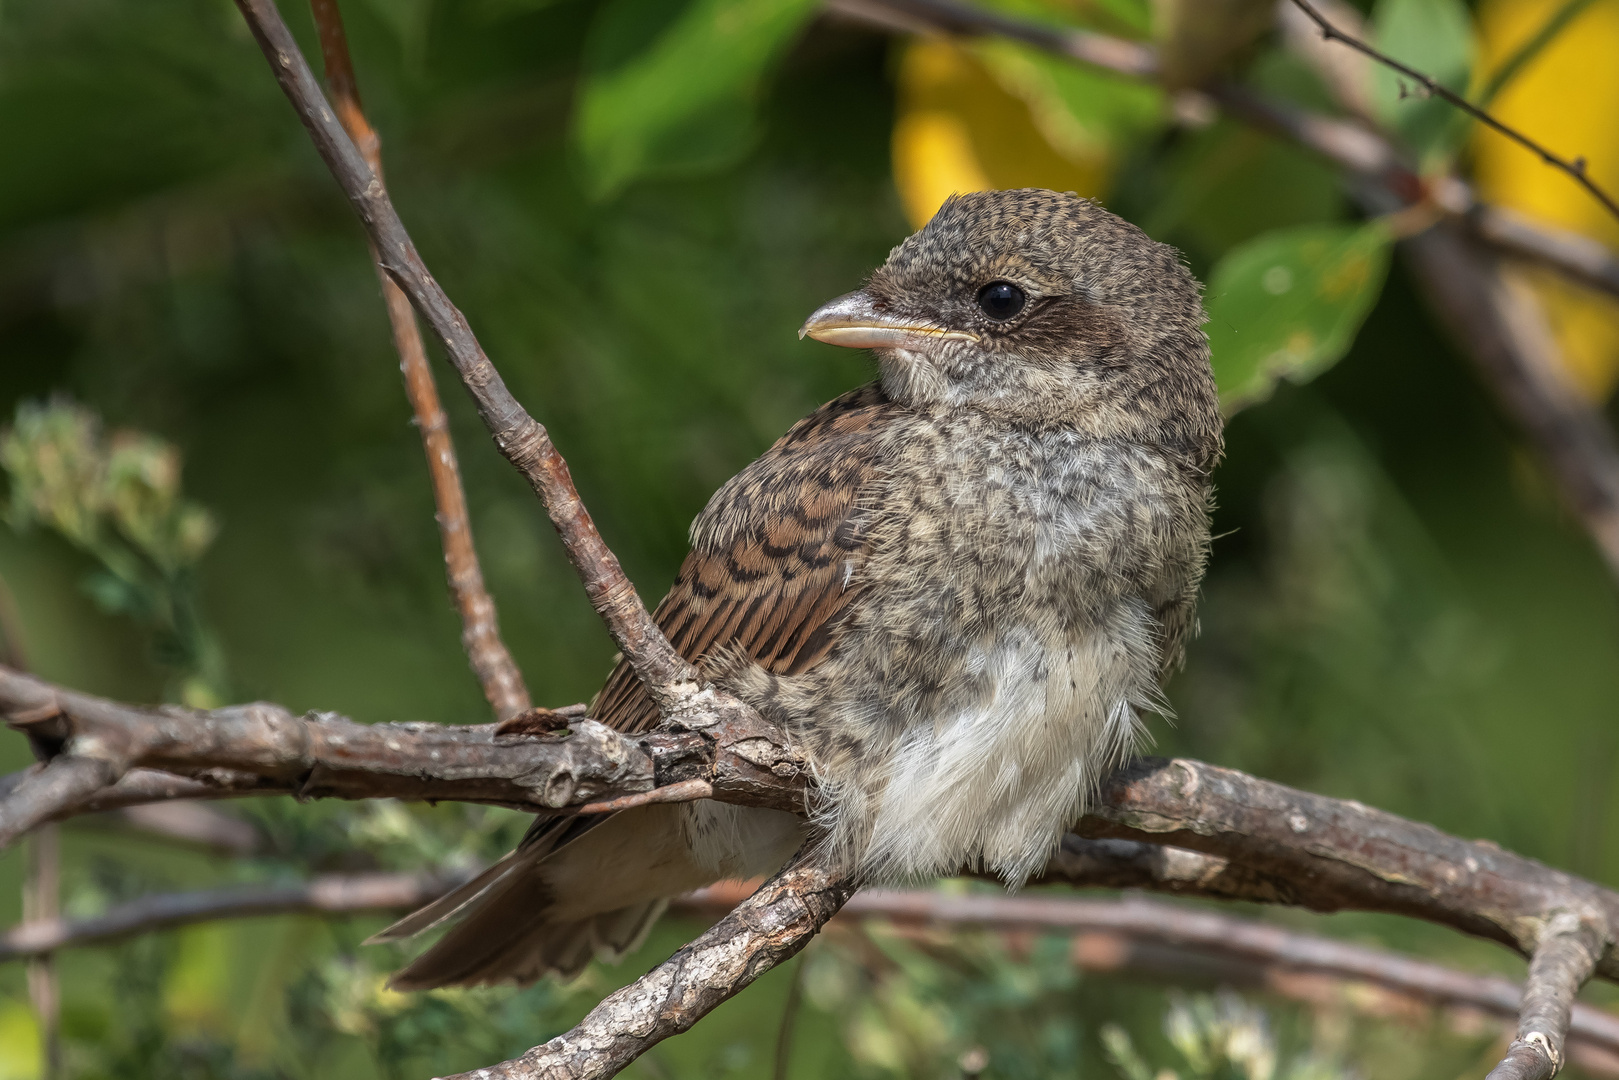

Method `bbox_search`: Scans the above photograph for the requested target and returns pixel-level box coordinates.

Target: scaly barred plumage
[379,189,1222,989]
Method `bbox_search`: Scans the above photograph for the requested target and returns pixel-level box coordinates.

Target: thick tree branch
[307,0,529,722]
[439,850,856,1080]
[1081,759,1619,981]
[5,666,1616,980]
[0,664,806,840]
[8,665,1618,1077]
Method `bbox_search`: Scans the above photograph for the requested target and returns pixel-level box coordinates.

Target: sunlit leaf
[572,0,818,197]
[1205,222,1392,412]
[1474,0,1619,400]
[1369,0,1476,160]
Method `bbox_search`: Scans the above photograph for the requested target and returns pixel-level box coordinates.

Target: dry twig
[1284,0,1619,224]
[232,0,698,707]
[307,0,529,721]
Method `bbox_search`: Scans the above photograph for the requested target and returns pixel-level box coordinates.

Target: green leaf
[573,0,819,197]
[1205,222,1392,413]
[974,39,1164,161]
[1369,0,1476,161]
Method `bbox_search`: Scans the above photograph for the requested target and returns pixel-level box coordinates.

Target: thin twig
[1,756,124,849]
[231,0,698,706]
[438,850,856,1080]
[0,870,466,960]
[1285,0,1619,224]
[772,951,809,1080]
[307,0,530,721]
[24,826,60,1080]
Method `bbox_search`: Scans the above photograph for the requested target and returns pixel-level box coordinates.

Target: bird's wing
[374,383,900,948]
[592,380,898,734]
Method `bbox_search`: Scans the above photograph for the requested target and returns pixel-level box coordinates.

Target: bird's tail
[373,804,716,990]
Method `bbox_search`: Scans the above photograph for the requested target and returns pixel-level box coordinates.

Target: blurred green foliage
[1204,223,1392,411]
[0,0,1616,1078]
[2,399,226,706]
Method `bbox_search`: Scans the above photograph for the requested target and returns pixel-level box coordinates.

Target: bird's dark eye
[977,281,1026,321]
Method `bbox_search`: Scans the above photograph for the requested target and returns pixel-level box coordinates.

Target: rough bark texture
[1082,758,1619,979]
[437,853,856,1080]
[0,664,807,835]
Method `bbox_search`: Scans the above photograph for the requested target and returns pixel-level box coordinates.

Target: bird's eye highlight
[977,281,1026,321]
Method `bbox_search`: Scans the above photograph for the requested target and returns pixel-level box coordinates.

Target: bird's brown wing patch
[592,382,899,736]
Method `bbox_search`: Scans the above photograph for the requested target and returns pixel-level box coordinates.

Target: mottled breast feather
[590,382,899,735]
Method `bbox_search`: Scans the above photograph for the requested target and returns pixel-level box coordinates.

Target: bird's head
[801,188,1221,459]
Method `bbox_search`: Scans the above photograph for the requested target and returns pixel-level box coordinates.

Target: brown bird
[376,189,1223,989]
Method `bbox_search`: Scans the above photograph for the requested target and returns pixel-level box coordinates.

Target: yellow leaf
[0,1002,41,1080]
[892,39,1111,229]
[1473,0,1619,399]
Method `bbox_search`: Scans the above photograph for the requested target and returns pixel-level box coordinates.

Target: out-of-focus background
[0,0,1616,1077]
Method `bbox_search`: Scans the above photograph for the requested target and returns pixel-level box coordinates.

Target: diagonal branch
[1487,912,1607,1080]
[307,0,529,722]
[230,0,697,705]
[1285,0,1619,224]
[439,850,857,1080]
[1400,219,1619,580]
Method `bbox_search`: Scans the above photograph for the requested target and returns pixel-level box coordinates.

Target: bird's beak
[799,290,978,349]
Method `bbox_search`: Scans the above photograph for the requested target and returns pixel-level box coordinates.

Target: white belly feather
[861,610,1152,886]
